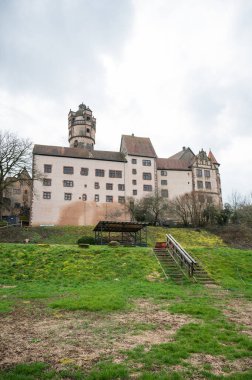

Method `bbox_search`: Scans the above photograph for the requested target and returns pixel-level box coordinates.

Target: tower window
[109,170,122,178]
[80,168,89,176]
[196,169,203,177]
[95,169,105,177]
[63,166,74,174]
[44,164,52,173]
[43,178,52,186]
[197,180,203,189]
[142,160,151,166]
[118,184,125,191]
[63,180,74,187]
[64,193,72,201]
[87,128,90,133]
[161,189,168,198]
[143,172,152,180]
[43,192,51,199]
[143,185,152,191]
[205,181,212,189]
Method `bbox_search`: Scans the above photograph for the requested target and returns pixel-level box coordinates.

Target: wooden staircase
[154,246,189,283]
[154,239,215,285]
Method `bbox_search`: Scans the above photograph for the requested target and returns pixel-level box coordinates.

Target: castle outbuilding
[31,103,222,226]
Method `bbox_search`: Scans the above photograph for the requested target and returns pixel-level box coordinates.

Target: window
[109,170,122,178]
[161,180,167,185]
[82,194,87,201]
[118,196,125,204]
[161,170,167,176]
[142,159,151,166]
[44,164,52,173]
[63,166,74,174]
[161,189,168,198]
[143,172,152,180]
[132,169,137,175]
[196,169,202,177]
[204,170,210,178]
[43,192,51,199]
[131,158,137,164]
[43,178,52,186]
[64,193,72,200]
[13,188,21,194]
[198,194,205,203]
[106,195,113,202]
[94,182,100,189]
[14,202,21,208]
[197,180,203,189]
[118,184,125,191]
[106,183,113,190]
[95,169,105,177]
[63,180,74,187]
[205,181,212,189]
[143,185,152,191]
[132,180,137,185]
[133,189,137,195]
[80,167,89,176]
[94,194,99,202]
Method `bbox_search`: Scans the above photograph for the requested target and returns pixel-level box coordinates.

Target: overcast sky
[0,0,252,202]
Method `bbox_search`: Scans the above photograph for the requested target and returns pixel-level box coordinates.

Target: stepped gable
[120,134,157,158]
[157,158,191,171]
[168,146,195,161]
[33,144,126,162]
[208,150,219,165]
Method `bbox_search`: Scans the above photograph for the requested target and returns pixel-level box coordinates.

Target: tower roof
[208,150,219,165]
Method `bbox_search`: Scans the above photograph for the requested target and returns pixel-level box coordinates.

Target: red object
[155,242,167,248]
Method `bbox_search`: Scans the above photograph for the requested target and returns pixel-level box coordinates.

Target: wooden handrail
[166,234,197,277]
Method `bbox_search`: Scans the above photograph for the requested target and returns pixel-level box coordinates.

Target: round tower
[68,103,96,150]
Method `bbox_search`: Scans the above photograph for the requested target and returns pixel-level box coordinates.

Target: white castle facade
[31,103,222,226]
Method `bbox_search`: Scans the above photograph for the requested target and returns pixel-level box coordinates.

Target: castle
[31,103,222,226]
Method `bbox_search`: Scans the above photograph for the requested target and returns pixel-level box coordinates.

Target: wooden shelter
[93,221,148,246]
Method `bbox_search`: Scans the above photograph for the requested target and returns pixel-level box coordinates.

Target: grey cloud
[0,0,133,98]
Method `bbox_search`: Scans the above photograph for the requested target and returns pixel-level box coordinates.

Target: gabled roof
[168,147,195,161]
[33,145,126,162]
[120,135,157,158]
[157,158,191,171]
[208,150,219,165]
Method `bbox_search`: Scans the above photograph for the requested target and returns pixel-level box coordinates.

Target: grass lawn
[0,228,251,379]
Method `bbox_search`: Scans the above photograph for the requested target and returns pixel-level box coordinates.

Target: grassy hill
[0,227,251,379]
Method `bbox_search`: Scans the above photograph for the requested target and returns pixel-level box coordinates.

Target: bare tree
[0,131,33,219]
[169,191,211,227]
[126,192,169,225]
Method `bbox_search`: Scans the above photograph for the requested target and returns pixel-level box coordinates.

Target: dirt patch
[224,299,252,336]
[187,353,252,375]
[0,300,194,370]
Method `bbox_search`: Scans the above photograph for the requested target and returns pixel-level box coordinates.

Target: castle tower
[68,103,96,150]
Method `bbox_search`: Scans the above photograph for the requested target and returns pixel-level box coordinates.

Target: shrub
[77,236,95,245]
[0,220,8,227]
[108,240,120,247]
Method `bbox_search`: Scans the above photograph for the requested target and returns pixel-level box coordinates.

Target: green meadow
[0,227,251,379]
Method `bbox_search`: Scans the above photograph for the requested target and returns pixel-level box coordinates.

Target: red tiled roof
[168,147,195,161]
[120,135,157,158]
[33,145,126,162]
[157,158,191,171]
[208,150,219,165]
